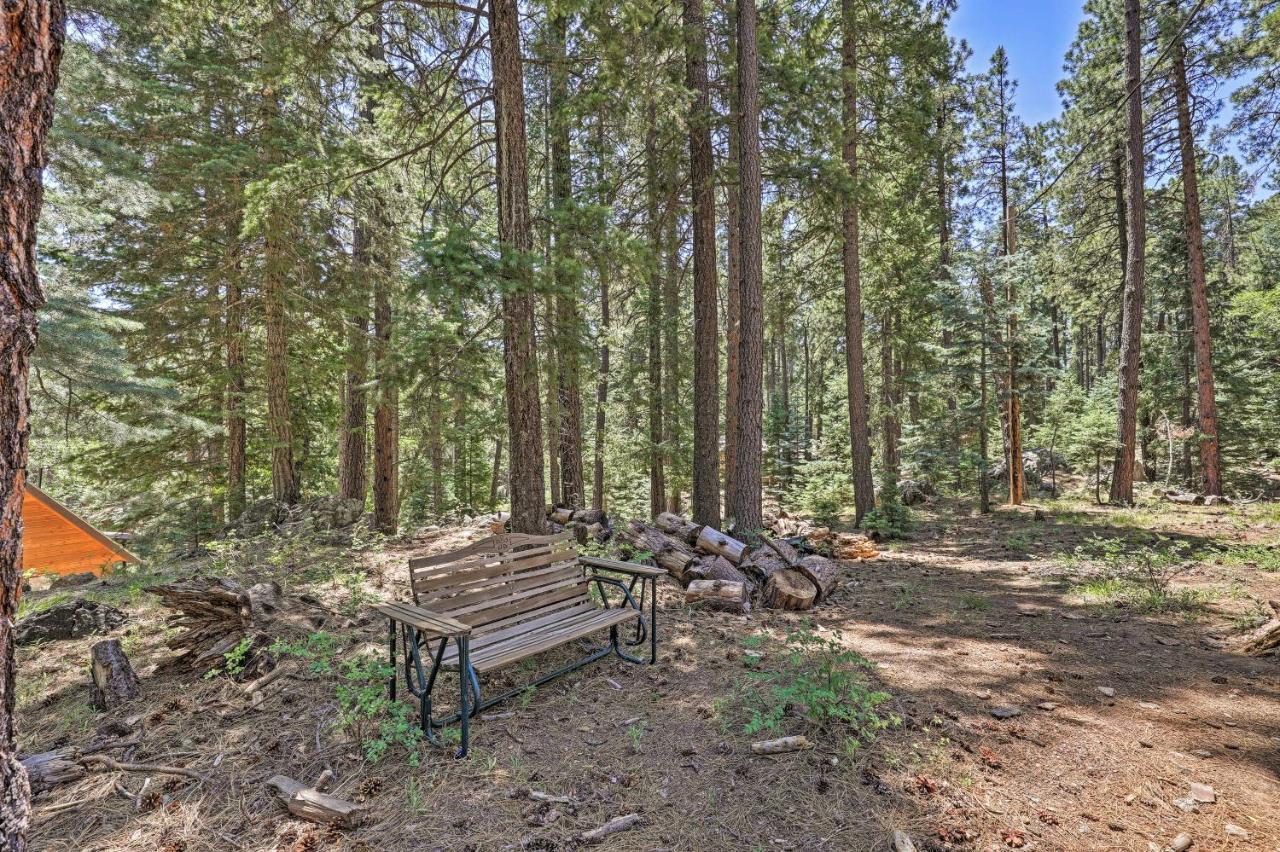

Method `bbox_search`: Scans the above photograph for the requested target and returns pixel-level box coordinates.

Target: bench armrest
[374,602,471,639]
[579,555,666,579]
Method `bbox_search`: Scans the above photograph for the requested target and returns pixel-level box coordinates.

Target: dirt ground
[18,493,1280,851]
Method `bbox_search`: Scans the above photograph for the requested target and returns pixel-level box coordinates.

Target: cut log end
[685,579,750,614]
[762,569,817,611]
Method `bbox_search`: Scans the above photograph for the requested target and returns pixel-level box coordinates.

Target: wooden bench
[374,531,663,757]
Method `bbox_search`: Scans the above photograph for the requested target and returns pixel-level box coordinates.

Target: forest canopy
[28,0,1280,546]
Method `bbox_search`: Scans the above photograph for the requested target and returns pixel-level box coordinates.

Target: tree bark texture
[731,0,763,535]
[1172,37,1222,496]
[840,7,874,525]
[1,2,66,845]
[491,0,547,533]
[225,239,247,521]
[645,118,665,519]
[372,268,398,534]
[1110,0,1147,506]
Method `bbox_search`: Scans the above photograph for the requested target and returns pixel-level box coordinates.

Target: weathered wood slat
[445,607,638,671]
[418,559,579,608]
[408,532,573,570]
[412,544,573,593]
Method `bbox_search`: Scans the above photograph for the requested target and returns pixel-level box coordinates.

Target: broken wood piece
[266,774,365,828]
[1162,490,1204,505]
[751,735,814,755]
[81,755,209,783]
[762,569,817,610]
[890,829,918,852]
[1239,600,1280,655]
[549,506,575,525]
[528,790,577,805]
[90,639,140,709]
[685,579,750,614]
[684,554,752,589]
[696,526,748,564]
[761,536,800,567]
[22,748,86,796]
[579,812,642,843]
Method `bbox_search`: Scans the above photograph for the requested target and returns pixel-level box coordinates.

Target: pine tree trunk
[340,234,370,504]
[1172,37,1222,496]
[592,115,610,513]
[263,209,299,505]
[429,380,444,514]
[723,11,742,518]
[731,0,764,535]
[1,3,65,844]
[645,119,665,519]
[841,6,874,524]
[686,0,721,527]
[880,313,900,479]
[225,242,247,521]
[491,0,546,533]
[542,293,560,504]
[1110,0,1147,506]
[663,163,681,516]
[549,14,584,508]
[489,432,503,509]
[1004,202,1025,505]
[372,269,398,534]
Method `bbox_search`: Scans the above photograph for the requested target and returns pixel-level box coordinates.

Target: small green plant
[958,593,991,612]
[862,479,912,539]
[891,583,918,611]
[735,622,895,750]
[627,723,645,753]
[271,630,340,674]
[405,777,427,812]
[204,635,256,680]
[1214,543,1280,573]
[335,654,424,765]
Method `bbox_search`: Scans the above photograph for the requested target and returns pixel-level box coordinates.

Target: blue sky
[948,0,1087,125]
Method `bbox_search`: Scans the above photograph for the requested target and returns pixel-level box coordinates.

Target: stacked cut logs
[546,505,615,544]
[607,512,846,614]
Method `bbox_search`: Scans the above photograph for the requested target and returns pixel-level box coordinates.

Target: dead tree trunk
[1,3,66,843]
[89,639,140,709]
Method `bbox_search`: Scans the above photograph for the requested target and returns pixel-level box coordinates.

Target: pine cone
[141,791,164,811]
[356,778,382,798]
[159,842,187,852]
[163,777,186,793]
[292,832,320,852]
[323,823,343,844]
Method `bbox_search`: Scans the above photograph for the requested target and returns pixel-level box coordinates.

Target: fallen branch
[750,735,814,755]
[579,812,642,843]
[80,754,210,783]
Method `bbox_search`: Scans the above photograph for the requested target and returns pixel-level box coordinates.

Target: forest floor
[17,488,1280,851]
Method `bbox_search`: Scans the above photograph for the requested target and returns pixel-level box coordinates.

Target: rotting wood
[89,638,140,709]
[1239,600,1280,656]
[750,735,813,754]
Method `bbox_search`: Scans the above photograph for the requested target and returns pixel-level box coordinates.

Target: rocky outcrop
[17,600,128,645]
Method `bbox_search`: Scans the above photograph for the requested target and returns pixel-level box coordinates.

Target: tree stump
[685,580,750,614]
[90,639,140,709]
[22,748,86,795]
[762,569,817,610]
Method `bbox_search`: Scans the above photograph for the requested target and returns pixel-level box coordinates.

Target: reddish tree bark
[1172,36,1222,496]
[1,2,66,845]
[491,0,546,533]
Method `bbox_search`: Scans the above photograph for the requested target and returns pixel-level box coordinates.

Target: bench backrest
[408,532,589,636]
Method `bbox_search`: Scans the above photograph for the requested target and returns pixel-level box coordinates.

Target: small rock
[1097,686,1116,698]
[1108,821,1126,832]
[1188,782,1215,803]
[1139,701,1161,710]
[990,706,1022,720]
[1210,675,1227,685]
[1169,832,1193,851]
[890,829,917,852]
[1139,740,1154,749]
[1036,701,1059,711]
[975,689,992,700]
[1171,797,1199,813]
[1223,823,1248,839]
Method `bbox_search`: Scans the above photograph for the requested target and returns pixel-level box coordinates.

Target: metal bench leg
[387,616,397,702]
[649,576,658,665]
[456,636,471,759]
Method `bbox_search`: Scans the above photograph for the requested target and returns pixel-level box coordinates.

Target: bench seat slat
[419,559,579,609]
[444,580,590,630]
[413,545,574,594]
[442,607,638,672]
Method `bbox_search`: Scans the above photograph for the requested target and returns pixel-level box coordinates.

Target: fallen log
[23,748,86,796]
[1162,490,1204,505]
[761,536,801,567]
[684,555,752,589]
[90,638,140,709]
[696,526,748,565]
[685,580,750,614]
[655,512,703,546]
[739,549,788,587]
[751,735,813,755]
[1240,601,1280,656]
[267,774,365,828]
[762,569,817,611]
[795,555,841,603]
[549,506,575,525]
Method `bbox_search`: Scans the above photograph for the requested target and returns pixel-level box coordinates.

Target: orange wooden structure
[21,484,139,577]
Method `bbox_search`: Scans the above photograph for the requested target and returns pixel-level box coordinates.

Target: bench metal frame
[381,537,659,758]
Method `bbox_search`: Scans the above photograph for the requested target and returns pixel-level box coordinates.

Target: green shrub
[735,622,896,752]
[792,460,854,527]
[862,479,912,539]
